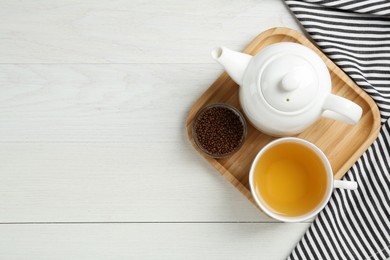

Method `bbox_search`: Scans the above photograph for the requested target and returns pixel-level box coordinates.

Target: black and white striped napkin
[283,1,390,259]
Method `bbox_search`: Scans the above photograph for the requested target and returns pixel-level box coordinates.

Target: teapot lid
[260,54,319,113]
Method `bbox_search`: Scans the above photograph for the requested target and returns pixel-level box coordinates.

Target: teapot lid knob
[280,70,302,92]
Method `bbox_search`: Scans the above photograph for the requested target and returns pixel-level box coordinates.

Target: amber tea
[252,141,328,217]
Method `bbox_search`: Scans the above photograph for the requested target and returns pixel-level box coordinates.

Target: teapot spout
[211,47,252,86]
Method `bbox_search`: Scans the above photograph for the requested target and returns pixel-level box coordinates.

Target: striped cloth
[283,1,390,260]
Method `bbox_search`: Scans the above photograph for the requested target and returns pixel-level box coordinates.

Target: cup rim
[249,137,334,222]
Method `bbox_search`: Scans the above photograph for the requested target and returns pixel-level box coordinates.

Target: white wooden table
[0,0,312,259]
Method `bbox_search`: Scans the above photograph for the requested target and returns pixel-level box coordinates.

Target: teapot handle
[322,94,363,124]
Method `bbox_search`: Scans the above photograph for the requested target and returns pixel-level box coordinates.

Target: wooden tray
[185,27,381,206]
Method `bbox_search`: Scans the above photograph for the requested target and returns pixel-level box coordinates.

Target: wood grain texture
[0,223,310,260]
[0,0,300,64]
[0,64,218,143]
[0,143,277,222]
[186,28,381,207]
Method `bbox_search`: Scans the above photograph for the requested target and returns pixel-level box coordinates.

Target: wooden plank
[0,64,235,143]
[0,223,310,259]
[0,0,301,63]
[0,64,225,143]
[0,143,280,222]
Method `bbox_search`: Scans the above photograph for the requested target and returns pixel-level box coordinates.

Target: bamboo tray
[186,27,381,206]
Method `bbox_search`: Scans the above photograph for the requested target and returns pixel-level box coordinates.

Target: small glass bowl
[192,103,247,158]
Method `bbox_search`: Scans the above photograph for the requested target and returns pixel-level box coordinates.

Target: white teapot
[211,42,362,136]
